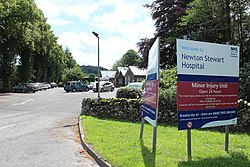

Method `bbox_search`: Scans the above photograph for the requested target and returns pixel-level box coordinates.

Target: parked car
[12,83,37,93]
[39,82,48,90]
[64,81,89,92]
[32,82,47,91]
[93,81,115,92]
[50,82,57,88]
[42,82,51,89]
[88,84,93,90]
[126,82,143,90]
[87,82,95,90]
[31,83,42,91]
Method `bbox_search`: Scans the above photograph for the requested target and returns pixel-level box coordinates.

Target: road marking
[13,99,34,106]
[0,124,15,130]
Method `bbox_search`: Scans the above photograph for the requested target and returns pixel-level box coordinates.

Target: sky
[34,0,156,70]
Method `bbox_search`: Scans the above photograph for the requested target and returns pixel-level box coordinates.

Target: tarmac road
[0,88,116,167]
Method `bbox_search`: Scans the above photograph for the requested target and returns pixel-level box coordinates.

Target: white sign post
[140,37,160,152]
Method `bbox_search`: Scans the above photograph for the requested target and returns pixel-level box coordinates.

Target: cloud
[47,18,72,26]
[35,0,155,69]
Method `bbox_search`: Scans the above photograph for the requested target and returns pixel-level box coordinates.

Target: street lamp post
[92,31,100,100]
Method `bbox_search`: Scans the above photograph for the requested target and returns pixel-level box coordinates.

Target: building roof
[128,66,147,76]
[117,67,128,76]
[100,70,116,79]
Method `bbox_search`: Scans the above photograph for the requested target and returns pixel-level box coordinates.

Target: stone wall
[81,98,250,133]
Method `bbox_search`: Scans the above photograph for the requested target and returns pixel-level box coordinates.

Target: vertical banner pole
[225,125,229,152]
[225,42,230,153]
[183,35,192,161]
[140,117,144,139]
[187,129,192,161]
[152,126,157,152]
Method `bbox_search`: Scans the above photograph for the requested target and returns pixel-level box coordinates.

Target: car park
[64,81,89,92]
[93,81,115,92]
[12,83,37,93]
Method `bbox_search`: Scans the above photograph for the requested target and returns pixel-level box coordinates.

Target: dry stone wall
[81,98,250,133]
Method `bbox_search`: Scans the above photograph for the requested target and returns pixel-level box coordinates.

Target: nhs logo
[230,46,239,58]
[231,47,237,52]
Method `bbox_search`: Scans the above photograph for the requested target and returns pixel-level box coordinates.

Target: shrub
[159,67,177,111]
[239,62,250,101]
[116,87,142,99]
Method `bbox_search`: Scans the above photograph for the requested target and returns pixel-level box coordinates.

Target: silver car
[93,81,115,92]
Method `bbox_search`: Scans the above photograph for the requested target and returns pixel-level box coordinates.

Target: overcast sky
[35,0,155,69]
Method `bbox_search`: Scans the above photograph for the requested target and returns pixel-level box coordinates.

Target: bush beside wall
[81,98,250,133]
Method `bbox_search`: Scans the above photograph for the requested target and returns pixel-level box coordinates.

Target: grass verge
[81,115,250,167]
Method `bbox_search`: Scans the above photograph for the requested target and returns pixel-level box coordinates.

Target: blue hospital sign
[177,39,239,130]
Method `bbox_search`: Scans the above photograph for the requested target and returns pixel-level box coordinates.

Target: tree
[180,0,232,43]
[111,49,142,70]
[120,49,141,66]
[138,0,250,69]
[231,0,250,66]
[111,60,122,70]
[137,0,192,69]
[180,0,250,67]
[65,47,77,69]
[88,73,96,82]
[0,0,82,91]
[0,0,40,90]
[81,65,108,75]
[63,65,84,82]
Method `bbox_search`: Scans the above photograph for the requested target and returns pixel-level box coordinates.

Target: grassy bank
[81,116,250,167]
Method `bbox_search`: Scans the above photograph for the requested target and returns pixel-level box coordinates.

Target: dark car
[64,81,89,92]
[12,83,37,93]
[50,82,57,88]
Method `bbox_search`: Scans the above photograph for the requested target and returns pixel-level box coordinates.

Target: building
[100,70,116,83]
[124,66,146,85]
[114,67,128,87]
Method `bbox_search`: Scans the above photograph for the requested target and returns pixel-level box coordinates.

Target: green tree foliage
[230,0,250,66]
[138,0,250,68]
[63,65,84,82]
[81,65,108,75]
[62,49,84,82]
[180,0,231,43]
[137,0,192,69]
[65,47,77,69]
[0,0,82,91]
[180,0,250,66]
[0,0,28,90]
[180,0,250,96]
[111,60,122,70]
[159,67,177,112]
[239,61,250,101]
[111,49,142,70]
[88,73,96,82]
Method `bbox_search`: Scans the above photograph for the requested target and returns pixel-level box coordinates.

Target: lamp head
[92,31,99,38]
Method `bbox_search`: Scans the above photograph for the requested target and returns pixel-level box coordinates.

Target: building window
[119,78,122,84]
[128,76,131,83]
